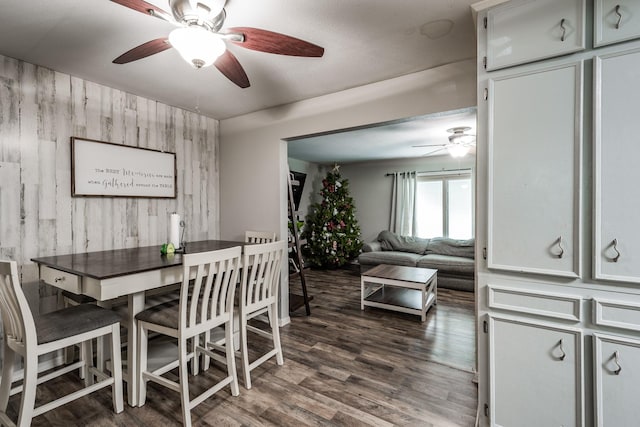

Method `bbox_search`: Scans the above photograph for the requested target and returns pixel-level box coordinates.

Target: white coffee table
[361,264,437,321]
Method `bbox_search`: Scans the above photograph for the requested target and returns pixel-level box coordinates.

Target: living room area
[282,109,477,426]
[282,107,478,422]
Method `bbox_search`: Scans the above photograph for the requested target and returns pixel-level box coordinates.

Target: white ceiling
[287,107,477,164]
[0,0,480,120]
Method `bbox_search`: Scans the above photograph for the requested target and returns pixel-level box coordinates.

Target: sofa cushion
[358,251,423,267]
[376,230,430,254]
[425,237,475,259]
[416,254,475,275]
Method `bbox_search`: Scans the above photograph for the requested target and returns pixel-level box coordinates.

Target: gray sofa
[358,230,475,292]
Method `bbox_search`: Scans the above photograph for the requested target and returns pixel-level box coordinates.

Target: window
[415,171,473,239]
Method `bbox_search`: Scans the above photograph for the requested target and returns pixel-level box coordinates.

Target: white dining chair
[0,260,123,427]
[135,246,241,426]
[207,240,287,389]
[244,230,277,244]
[243,231,279,333]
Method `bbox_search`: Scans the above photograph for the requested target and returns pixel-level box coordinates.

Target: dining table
[31,239,246,407]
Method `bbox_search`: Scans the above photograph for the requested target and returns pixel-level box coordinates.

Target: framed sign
[71,137,177,198]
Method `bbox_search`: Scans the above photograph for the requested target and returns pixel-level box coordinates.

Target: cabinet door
[594,48,640,283]
[594,1,640,47]
[594,333,640,427]
[488,61,582,278]
[486,0,585,71]
[489,316,583,427]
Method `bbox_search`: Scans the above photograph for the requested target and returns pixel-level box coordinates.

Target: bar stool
[207,240,287,389]
[0,260,123,427]
[136,246,241,426]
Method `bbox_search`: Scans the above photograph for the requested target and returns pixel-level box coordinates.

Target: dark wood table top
[31,240,245,280]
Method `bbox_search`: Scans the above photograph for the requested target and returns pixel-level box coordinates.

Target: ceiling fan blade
[113,38,171,64]
[110,0,167,16]
[423,146,448,156]
[214,50,250,88]
[228,27,324,57]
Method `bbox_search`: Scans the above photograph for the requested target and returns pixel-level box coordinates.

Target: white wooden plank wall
[0,54,220,315]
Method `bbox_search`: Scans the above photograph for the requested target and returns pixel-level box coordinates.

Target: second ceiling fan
[111,0,325,88]
[413,127,476,158]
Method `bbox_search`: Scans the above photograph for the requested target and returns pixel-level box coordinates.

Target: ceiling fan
[110,0,325,88]
[413,126,476,158]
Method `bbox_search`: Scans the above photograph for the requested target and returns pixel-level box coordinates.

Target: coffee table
[361,264,437,321]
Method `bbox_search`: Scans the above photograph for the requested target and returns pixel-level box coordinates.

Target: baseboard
[279,316,291,327]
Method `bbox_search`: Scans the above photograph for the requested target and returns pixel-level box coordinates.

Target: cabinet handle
[610,238,621,262]
[54,276,66,283]
[557,339,566,361]
[555,236,564,259]
[615,5,622,29]
[560,18,567,41]
[613,350,622,375]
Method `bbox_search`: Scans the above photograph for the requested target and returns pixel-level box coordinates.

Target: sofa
[358,230,475,292]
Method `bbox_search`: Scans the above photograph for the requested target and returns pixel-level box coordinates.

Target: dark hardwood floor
[6,268,477,426]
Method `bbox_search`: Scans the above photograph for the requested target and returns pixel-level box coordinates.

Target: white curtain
[389,171,417,237]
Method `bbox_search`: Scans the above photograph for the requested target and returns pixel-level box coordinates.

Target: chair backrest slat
[0,260,36,347]
[200,262,215,320]
[246,259,259,305]
[256,253,270,302]
[211,261,224,318]
[241,241,286,311]
[179,247,241,331]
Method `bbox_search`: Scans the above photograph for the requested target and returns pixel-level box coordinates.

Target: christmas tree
[303,165,363,268]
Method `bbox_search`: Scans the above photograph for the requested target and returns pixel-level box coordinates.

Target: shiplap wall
[0,54,219,314]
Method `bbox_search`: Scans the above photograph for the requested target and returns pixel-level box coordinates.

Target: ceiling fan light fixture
[444,126,475,158]
[169,26,225,69]
[447,144,470,158]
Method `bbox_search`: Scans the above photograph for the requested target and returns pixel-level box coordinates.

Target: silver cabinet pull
[611,238,621,262]
[613,350,622,375]
[555,236,565,259]
[557,339,566,361]
[615,5,622,29]
[560,18,567,41]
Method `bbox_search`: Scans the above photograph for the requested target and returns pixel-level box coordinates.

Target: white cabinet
[486,0,586,70]
[488,315,583,427]
[594,333,640,427]
[594,0,640,47]
[488,60,582,278]
[477,1,640,425]
[594,48,640,283]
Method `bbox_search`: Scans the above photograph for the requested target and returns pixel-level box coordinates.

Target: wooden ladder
[287,171,312,315]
